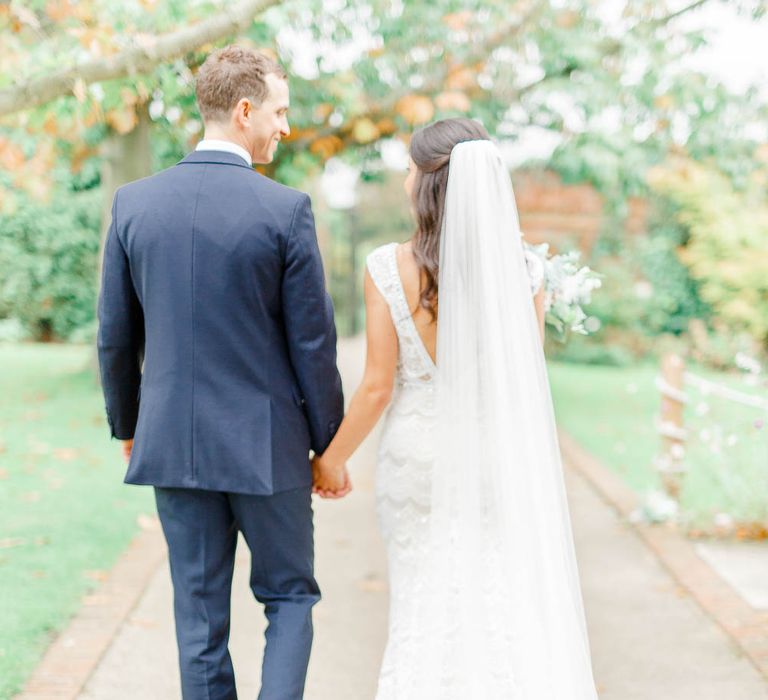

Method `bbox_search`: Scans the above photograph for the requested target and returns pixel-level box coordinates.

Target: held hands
[122,439,133,463]
[311,454,352,499]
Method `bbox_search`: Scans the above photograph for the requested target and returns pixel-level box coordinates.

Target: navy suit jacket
[97,150,344,495]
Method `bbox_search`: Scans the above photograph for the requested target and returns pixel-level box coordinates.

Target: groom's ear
[232,97,252,127]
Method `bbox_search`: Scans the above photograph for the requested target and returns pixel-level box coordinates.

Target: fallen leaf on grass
[21,491,40,503]
[0,537,26,549]
[84,569,108,582]
[53,448,79,462]
[0,468,8,480]
[31,570,46,578]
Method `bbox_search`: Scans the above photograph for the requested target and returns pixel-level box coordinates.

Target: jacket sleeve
[281,194,344,454]
[96,190,145,440]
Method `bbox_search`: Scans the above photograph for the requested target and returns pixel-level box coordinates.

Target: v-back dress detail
[366,242,544,699]
[366,242,436,699]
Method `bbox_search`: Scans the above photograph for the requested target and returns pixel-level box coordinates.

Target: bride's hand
[312,455,352,499]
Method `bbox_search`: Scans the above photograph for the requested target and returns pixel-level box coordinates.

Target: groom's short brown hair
[195,45,287,123]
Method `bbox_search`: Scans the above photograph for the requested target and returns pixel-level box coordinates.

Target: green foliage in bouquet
[0,189,102,341]
[648,158,768,348]
[525,242,601,341]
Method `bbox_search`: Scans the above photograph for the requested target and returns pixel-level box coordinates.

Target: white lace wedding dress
[366,241,544,699]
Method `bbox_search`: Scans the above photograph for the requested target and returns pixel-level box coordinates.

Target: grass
[548,360,768,530]
[0,343,152,700]
[549,362,661,493]
[0,344,765,696]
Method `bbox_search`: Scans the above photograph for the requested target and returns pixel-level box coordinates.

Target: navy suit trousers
[154,487,320,700]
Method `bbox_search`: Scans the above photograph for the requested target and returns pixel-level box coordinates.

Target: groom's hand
[312,456,352,499]
[121,439,133,463]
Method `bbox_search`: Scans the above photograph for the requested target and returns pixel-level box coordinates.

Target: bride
[312,117,599,699]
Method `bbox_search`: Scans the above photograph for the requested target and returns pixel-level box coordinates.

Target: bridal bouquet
[523,241,602,340]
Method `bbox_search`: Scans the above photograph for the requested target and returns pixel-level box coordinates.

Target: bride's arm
[534,286,546,344]
[313,270,397,490]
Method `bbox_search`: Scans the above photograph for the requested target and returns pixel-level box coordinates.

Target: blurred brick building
[512,169,648,253]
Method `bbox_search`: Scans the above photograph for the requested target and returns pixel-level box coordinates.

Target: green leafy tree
[1,0,767,341]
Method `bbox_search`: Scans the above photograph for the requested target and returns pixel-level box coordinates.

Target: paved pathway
[75,337,768,699]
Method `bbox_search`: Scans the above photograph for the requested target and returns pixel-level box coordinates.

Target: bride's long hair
[409,118,489,320]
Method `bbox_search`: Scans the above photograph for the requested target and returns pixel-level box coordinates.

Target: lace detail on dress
[368,242,535,698]
[366,243,441,697]
[366,243,436,387]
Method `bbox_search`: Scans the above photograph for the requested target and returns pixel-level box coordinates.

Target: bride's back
[395,241,437,365]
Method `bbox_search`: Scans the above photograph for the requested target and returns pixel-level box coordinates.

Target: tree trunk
[100,104,153,241]
[91,105,152,375]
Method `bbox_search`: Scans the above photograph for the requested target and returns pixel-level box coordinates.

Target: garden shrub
[648,158,768,349]
[0,188,102,341]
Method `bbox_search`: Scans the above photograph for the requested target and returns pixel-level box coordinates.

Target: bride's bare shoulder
[395,240,416,267]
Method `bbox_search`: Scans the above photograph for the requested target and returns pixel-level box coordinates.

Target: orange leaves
[310,135,344,160]
[283,127,317,144]
[10,4,41,32]
[14,141,55,201]
[45,0,94,23]
[376,118,397,136]
[555,10,580,29]
[69,25,116,57]
[313,103,335,122]
[395,95,434,125]
[101,86,147,135]
[445,66,476,91]
[443,10,473,31]
[435,91,471,112]
[352,117,379,144]
[70,143,96,173]
[106,106,138,135]
[0,136,26,170]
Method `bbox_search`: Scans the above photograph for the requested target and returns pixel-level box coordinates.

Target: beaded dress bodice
[365,241,543,699]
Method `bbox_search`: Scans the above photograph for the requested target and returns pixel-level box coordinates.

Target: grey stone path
[78,337,768,699]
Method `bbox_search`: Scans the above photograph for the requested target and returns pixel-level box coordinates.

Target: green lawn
[549,361,768,530]
[0,344,152,700]
[0,344,765,697]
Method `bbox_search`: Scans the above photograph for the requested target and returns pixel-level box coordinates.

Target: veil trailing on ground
[412,140,598,698]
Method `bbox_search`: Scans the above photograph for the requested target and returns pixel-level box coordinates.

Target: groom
[97,45,347,699]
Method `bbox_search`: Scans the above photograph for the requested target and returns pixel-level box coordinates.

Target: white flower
[713,512,734,530]
[633,280,653,300]
[735,352,762,375]
[149,99,164,120]
[642,489,679,522]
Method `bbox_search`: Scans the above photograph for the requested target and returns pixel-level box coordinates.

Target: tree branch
[0,0,284,116]
[651,0,713,27]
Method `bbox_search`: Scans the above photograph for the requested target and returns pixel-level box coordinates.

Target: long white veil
[412,140,598,698]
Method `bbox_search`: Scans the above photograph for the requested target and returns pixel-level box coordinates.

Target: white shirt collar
[195,139,252,167]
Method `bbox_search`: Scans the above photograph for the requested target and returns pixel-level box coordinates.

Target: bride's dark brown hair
[409,118,490,320]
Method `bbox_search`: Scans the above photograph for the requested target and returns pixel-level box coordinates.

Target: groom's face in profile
[241,73,291,165]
